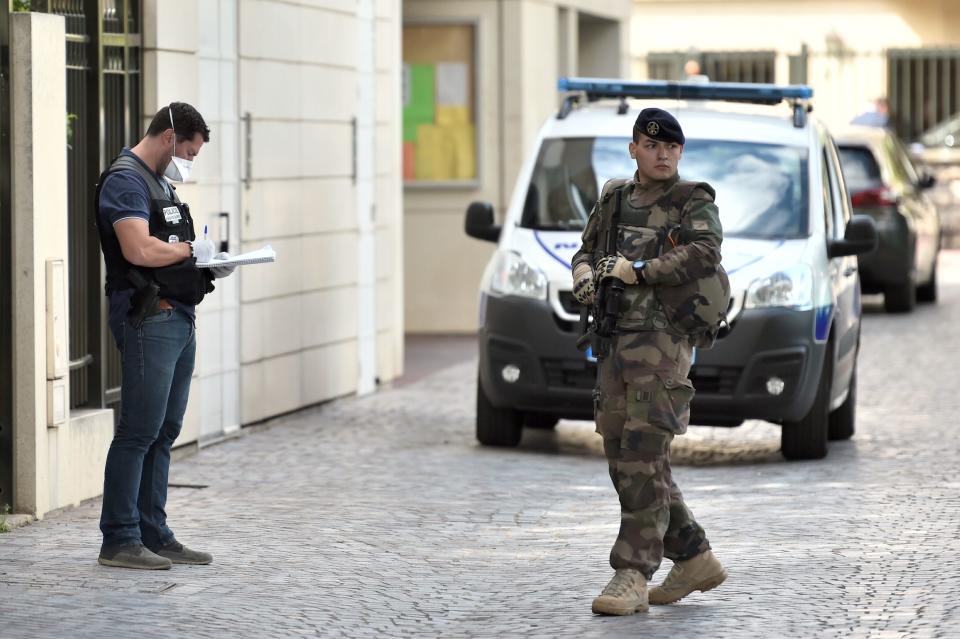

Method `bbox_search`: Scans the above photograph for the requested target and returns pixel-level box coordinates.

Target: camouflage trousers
[594,330,711,579]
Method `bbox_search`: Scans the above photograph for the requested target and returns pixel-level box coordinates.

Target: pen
[204,224,208,241]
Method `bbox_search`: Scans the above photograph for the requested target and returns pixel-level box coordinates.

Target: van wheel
[476,375,523,447]
[884,278,916,313]
[916,260,938,303]
[782,347,831,460]
[526,413,559,430]
[828,364,856,441]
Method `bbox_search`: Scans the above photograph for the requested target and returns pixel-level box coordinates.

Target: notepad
[196,245,276,268]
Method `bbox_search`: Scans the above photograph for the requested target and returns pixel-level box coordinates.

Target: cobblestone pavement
[4,256,960,639]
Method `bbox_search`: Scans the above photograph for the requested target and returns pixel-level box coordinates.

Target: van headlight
[744,264,813,310]
[485,250,548,300]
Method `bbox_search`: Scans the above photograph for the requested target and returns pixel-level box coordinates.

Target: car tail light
[851,188,898,207]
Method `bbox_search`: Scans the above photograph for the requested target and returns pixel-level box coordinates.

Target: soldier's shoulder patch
[692,220,710,231]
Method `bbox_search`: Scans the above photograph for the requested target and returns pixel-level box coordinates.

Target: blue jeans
[100,309,196,551]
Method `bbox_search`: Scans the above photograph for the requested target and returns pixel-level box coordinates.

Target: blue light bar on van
[557,77,813,104]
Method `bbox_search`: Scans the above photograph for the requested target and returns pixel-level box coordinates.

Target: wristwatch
[632,259,648,284]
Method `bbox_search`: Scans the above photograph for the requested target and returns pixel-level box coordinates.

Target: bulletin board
[403,23,478,186]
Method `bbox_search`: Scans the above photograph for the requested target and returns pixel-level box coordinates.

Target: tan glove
[596,254,639,285]
[572,262,595,305]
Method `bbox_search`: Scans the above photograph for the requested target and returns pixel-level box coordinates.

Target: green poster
[403,64,436,142]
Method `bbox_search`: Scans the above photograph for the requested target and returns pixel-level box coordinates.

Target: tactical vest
[94,154,210,305]
[594,178,716,334]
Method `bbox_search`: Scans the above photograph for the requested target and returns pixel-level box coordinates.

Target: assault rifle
[576,188,625,362]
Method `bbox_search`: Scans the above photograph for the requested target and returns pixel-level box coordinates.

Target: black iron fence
[102,4,141,408]
[33,0,141,413]
[64,3,97,407]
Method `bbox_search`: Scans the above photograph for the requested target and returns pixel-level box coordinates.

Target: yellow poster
[415,125,454,181]
[436,106,470,127]
[449,124,476,180]
[414,123,476,181]
[403,24,477,183]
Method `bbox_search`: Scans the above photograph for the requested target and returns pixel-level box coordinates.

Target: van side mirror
[464,201,501,242]
[828,214,877,258]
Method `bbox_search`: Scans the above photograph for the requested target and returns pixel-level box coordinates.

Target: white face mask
[163,106,194,182]
[164,155,193,183]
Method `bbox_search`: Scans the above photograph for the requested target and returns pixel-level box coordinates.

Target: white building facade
[146,0,405,436]
[3,0,404,518]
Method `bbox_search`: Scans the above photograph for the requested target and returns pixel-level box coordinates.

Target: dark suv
[836,126,940,312]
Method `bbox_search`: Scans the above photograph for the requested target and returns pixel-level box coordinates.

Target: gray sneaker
[98,544,172,570]
[156,541,213,565]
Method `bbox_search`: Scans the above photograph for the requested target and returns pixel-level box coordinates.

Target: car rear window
[837,145,882,192]
[521,136,809,239]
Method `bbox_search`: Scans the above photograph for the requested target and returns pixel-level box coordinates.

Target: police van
[465,79,877,460]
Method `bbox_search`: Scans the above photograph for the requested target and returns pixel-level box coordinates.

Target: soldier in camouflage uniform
[571,108,729,616]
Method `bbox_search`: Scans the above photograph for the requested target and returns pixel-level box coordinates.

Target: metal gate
[0,3,13,510]
[647,50,776,83]
[888,48,960,141]
[702,51,775,84]
[33,0,142,413]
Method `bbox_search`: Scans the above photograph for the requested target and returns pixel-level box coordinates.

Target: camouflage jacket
[571,172,723,332]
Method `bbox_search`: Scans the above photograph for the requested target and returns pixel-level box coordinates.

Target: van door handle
[844,266,858,277]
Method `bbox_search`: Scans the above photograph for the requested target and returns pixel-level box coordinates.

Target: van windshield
[521,137,809,239]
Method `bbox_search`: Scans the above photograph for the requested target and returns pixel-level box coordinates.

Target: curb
[0,514,35,533]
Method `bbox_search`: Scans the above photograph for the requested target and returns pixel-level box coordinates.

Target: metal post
[86,0,107,407]
[941,53,951,127]
[243,111,252,189]
[0,0,14,509]
[887,52,898,136]
[954,58,960,120]
[913,56,923,139]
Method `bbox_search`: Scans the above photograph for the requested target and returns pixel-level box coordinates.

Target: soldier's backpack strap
[596,178,631,255]
[599,177,631,202]
[673,180,714,209]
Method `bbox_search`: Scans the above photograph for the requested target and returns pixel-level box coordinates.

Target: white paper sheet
[196,244,276,268]
[436,63,468,106]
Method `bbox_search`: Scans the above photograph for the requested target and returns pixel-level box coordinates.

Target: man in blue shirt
[850,97,891,128]
[96,102,234,570]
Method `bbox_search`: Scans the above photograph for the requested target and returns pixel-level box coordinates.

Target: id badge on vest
[163,205,182,224]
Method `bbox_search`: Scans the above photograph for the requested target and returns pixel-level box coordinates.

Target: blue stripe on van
[814,304,833,342]
[534,231,575,270]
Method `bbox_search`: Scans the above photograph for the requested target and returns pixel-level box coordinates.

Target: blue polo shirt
[98,148,196,337]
